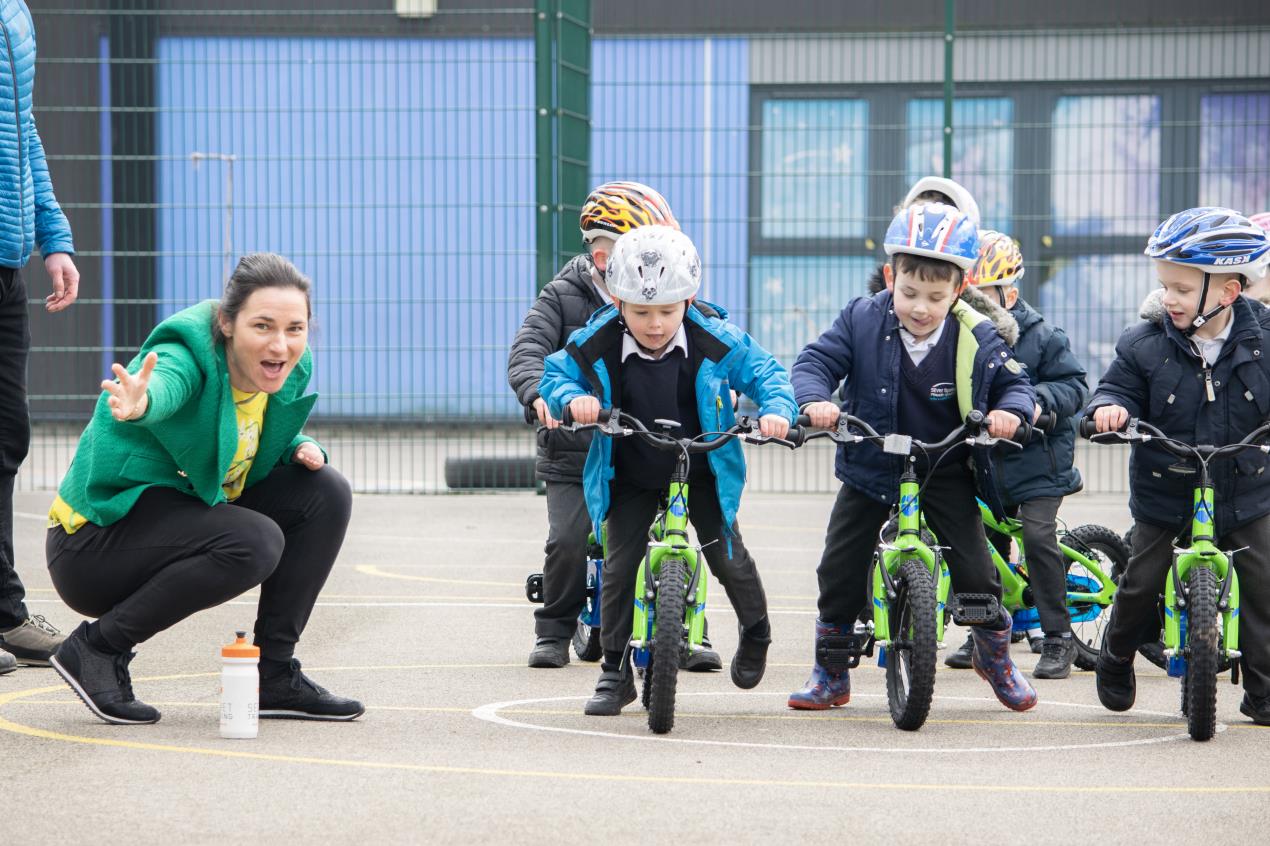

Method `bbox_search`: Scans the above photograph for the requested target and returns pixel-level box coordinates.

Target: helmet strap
[994,287,1008,309]
[1185,272,1228,337]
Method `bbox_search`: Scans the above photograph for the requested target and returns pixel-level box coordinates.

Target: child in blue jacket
[790,203,1039,713]
[540,225,798,716]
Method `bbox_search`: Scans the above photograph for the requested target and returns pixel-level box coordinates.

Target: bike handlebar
[560,406,802,453]
[793,408,1028,455]
[1080,415,1270,464]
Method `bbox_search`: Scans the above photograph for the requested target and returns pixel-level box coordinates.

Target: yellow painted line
[354,564,521,588]
[2,677,1265,792]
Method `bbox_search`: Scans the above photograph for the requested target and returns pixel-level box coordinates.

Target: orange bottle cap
[221,630,260,659]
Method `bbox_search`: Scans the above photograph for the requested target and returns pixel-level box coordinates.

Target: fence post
[942,0,955,180]
[534,0,591,292]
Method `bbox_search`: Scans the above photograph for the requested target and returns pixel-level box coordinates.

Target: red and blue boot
[787,619,852,710]
[970,610,1038,712]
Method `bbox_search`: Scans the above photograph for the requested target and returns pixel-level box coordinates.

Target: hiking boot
[1,615,65,666]
[50,622,160,725]
[944,634,974,669]
[1239,693,1270,726]
[1033,635,1076,680]
[259,659,364,721]
[0,650,15,675]
[971,614,1038,712]
[584,667,636,716]
[682,629,723,672]
[1095,645,1135,712]
[730,621,771,690]
[528,637,569,668]
[788,619,852,710]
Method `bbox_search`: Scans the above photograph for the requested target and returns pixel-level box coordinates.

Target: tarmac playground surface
[6,488,1270,844]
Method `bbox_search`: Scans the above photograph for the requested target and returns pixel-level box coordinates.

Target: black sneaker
[729,624,771,690]
[50,622,160,725]
[1033,635,1076,680]
[1095,645,1135,712]
[259,659,364,721]
[682,633,723,672]
[1239,693,1270,726]
[1029,636,1045,655]
[584,668,636,716]
[528,637,569,668]
[944,634,974,669]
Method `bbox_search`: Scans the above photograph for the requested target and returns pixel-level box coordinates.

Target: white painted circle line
[471,691,1223,754]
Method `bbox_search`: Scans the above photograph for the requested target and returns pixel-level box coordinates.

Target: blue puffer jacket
[1086,292,1270,534]
[0,2,73,267]
[791,289,1036,518]
[995,298,1089,506]
[539,301,799,539]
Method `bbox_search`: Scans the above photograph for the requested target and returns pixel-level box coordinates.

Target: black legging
[46,464,352,662]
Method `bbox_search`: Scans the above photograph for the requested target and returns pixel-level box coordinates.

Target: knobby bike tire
[886,558,939,732]
[647,557,687,735]
[1184,565,1219,742]
[573,621,602,662]
[1065,524,1130,672]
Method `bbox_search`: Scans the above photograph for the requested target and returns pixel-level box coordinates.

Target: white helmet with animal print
[606,224,702,305]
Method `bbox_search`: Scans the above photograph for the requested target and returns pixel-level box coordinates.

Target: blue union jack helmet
[883,202,980,273]
[1145,207,1270,279]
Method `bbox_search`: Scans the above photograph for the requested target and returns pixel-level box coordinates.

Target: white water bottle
[220,630,259,739]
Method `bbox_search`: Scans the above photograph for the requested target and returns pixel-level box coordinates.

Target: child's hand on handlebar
[1093,404,1129,433]
[568,396,600,425]
[533,397,560,429]
[986,409,1022,440]
[802,401,841,429]
[758,414,790,440]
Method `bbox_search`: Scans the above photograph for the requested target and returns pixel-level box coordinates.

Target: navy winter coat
[792,289,1036,517]
[995,298,1089,506]
[1087,292,1270,534]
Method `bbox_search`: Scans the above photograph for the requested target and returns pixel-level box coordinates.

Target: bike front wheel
[1065,524,1130,671]
[572,621,602,662]
[647,557,687,734]
[886,558,939,731]
[1183,565,1220,741]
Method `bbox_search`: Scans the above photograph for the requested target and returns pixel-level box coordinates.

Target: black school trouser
[817,466,1002,626]
[600,479,767,660]
[46,464,352,662]
[989,496,1071,637]
[1105,514,1270,699]
[535,480,592,640]
[0,267,31,630]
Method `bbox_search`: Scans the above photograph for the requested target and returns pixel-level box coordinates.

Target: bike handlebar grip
[1034,411,1056,434]
[795,413,812,427]
[1078,418,1099,439]
[786,426,808,448]
[596,407,612,424]
[561,406,574,426]
[1010,422,1032,445]
[524,404,539,425]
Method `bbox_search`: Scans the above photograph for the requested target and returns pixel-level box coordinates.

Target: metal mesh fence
[20,2,1270,495]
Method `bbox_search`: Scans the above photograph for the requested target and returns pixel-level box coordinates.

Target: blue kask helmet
[1146,207,1270,335]
[884,202,980,274]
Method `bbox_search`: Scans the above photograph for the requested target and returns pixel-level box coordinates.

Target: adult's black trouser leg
[535,480,592,640]
[0,268,30,630]
[47,465,352,662]
[1016,496,1070,636]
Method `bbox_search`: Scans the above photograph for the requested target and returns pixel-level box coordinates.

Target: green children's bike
[798,409,1028,731]
[1081,416,1270,741]
[560,407,795,734]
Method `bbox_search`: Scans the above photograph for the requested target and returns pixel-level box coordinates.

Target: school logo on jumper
[929,382,955,401]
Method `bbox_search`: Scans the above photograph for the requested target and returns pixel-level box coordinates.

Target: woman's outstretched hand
[102,351,157,422]
[293,442,326,470]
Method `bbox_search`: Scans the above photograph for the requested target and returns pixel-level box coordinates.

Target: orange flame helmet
[967,230,1025,288]
[579,181,679,245]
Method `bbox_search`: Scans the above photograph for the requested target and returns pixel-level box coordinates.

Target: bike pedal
[816,633,873,672]
[524,573,544,604]
[949,593,1001,626]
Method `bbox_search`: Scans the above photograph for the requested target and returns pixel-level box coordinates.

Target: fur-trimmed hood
[865,264,1019,347]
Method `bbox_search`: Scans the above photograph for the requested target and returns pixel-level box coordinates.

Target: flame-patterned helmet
[968,230,1025,288]
[578,181,679,244]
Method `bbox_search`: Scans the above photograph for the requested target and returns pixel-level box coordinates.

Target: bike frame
[1163,482,1241,677]
[873,468,951,647]
[629,476,707,669]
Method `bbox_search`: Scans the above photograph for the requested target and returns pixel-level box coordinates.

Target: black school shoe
[50,622,160,725]
[583,668,636,716]
[528,637,569,669]
[1240,693,1270,726]
[730,622,771,690]
[259,659,365,721]
[1094,645,1135,712]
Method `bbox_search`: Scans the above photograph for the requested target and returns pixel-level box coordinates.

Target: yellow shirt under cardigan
[50,387,270,534]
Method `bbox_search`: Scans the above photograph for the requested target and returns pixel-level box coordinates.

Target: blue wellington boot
[970,610,1038,712]
[787,619,852,710]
